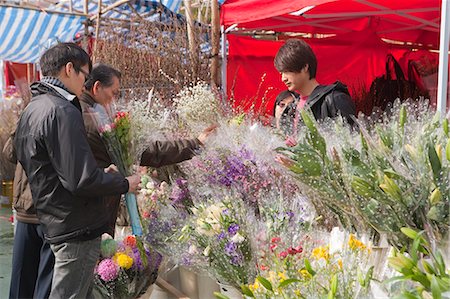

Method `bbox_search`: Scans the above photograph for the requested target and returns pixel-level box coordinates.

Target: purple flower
[132,247,144,271]
[230,253,243,266]
[217,232,226,241]
[227,224,240,236]
[225,241,237,256]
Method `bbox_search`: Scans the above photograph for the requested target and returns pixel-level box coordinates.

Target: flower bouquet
[277,102,449,247]
[93,235,161,299]
[137,173,191,256]
[243,232,373,299]
[88,104,149,235]
[178,196,258,289]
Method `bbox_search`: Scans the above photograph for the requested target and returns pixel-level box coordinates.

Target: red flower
[287,245,303,255]
[271,237,281,243]
[279,251,288,259]
[270,244,277,252]
[123,235,137,248]
[260,264,268,271]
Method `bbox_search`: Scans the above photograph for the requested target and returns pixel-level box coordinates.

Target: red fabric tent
[221,0,444,114]
[221,0,441,47]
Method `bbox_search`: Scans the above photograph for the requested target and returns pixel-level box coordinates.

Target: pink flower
[96,259,119,282]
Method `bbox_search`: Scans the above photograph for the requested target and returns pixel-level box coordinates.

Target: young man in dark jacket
[14,43,140,299]
[274,39,356,140]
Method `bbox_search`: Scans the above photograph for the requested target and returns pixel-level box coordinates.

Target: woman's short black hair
[39,42,91,77]
[84,63,122,90]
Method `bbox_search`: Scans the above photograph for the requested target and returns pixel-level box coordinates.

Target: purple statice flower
[217,232,226,241]
[181,255,192,266]
[97,259,119,282]
[227,224,240,236]
[146,248,162,270]
[222,209,230,216]
[132,247,144,271]
[170,178,191,207]
[230,253,244,266]
[224,241,237,256]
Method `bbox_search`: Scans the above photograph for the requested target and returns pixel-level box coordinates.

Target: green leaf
[305,259,316,276]
[214,292,230,299]
[278,278,301,289]
[399,105,407,129]
[428,142,442,181]
[431,276,442,299]
[327,290,335,299]
[240,285,255,297]
[443,118,449,136]
[257,276,274,292]
[394,291,420,299]
[365,266,374,287]
[421,260,437,275]
[435,251,447,276]
[330,274,338,295]
[400,227,419,240]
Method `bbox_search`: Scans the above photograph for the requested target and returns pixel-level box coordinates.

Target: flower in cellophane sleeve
[87,103,148,236]
[93,235,160,298]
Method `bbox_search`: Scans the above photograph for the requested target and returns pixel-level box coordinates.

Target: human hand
[126,174,141,193]
[104,164,119,173]
[197,124,219,145]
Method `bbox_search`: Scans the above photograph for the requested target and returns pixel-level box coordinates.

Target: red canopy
[221,0,441,47]
[221,0,445,115]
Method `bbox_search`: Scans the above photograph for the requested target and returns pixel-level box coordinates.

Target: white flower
[146,181,155,189]
[231,233,245,244]
[203,245,211,256]
[329,227,345,254]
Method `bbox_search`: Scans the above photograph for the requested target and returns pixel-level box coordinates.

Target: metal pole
[437,0,450,115]
[220,25,227,101]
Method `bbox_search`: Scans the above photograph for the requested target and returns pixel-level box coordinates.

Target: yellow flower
[338,259,343,270]
[248,281,260,292]
[114,253,133,270]
[312,246,330,260]
[277,271,287,282]
[299,269,312,280]
[348,234,366,251]
[294,289,302,297]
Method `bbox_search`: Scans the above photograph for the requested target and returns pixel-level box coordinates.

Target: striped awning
[53,0,184,24]
[0,6,85,63]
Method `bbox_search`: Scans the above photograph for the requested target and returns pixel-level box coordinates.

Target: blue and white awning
[0,6,85,63]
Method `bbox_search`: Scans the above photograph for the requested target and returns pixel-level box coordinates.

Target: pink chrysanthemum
[96,258,119,282]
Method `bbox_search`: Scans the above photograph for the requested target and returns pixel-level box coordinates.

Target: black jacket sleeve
[326,91,356,121]
[45,105,128,197]
[140,138,201,168]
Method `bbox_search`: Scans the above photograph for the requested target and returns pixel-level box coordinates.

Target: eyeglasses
[76,67,92,83]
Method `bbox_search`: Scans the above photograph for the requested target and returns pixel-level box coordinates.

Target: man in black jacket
[274,39,356,141]
[14,43,140,299]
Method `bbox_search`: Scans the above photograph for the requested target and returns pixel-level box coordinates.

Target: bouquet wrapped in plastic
[93,235,161,298]
[88,104,147,235]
